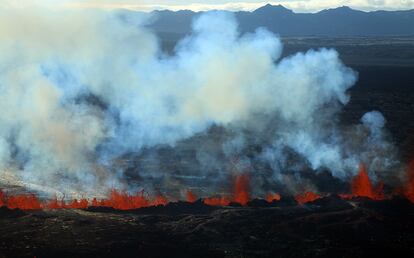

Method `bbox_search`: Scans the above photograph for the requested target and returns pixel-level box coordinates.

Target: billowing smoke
[0,7,397,198]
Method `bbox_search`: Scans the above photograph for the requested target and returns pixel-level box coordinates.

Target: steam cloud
[0,7,397,198]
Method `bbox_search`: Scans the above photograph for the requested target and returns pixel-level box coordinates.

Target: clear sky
[1,0,413,12]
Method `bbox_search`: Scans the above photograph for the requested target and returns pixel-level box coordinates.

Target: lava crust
[0,197,413,258]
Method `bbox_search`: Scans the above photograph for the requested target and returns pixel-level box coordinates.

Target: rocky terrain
[0,196,413,258]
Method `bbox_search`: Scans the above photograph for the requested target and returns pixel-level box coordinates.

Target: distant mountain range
[149,4,414,37]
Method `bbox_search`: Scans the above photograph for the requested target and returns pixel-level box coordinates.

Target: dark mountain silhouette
[149,4,414,36]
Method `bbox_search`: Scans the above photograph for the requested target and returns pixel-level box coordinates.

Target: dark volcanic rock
[0,206,26,218]
[2,199,413,257]
[307,194,354,211]
[247,198,273,207]
[130,200,218,215]
[357,196,414,216]
[228,202,243,207]
[85,206,119,213]
[86,200,217,215]
[246,198,295,208]
[274,196,298,207]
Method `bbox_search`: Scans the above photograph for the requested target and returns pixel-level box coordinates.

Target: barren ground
[0,197,413,258]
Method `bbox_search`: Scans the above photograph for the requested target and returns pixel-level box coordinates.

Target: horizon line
[58,2,414,14]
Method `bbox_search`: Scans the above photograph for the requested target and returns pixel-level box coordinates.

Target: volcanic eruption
[0,5,410,211]
[1,3,414,258]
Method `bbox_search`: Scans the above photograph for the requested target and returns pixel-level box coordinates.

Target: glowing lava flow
[340,164,385,200]
[266,192,281,203]
[96,190,151,210]
[6,193,42,210]
[202,173,251,206]
[186,190,197,203]
[0,191,4,207]
[295,192,322,204]
[234,174,250,205]
[43,196,88,209]
[203,196,231,206]
[403,160,414,203]
[2,163,414,211]
[0,189,169,210]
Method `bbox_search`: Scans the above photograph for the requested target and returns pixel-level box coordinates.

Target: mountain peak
[254,4,293,14]
[337,6,353,10]
[319,6,362,14]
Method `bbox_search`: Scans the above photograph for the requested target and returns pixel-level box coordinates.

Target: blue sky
[2,0,413,12]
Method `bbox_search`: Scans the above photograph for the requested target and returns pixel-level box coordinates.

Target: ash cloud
[0,7,398,197]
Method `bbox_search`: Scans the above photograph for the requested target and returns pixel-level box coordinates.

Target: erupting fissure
[266,192,281,203]
[340,164,385,200]
[203,174,251,206]
[403,160,414,202]
[295,192,322,204]
[4,193,42,210]
[234,174,250,205]
[1,164,414,210]
[0,190,169,210]
[186,190,197,203]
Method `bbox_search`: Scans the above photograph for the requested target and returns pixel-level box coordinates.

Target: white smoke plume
[0,6,397,197]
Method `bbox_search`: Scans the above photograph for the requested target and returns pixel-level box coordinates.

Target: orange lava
[4,161,414,210]
[234,174,250,206]
[295,191,321,204]
[203,173,251,206]
[203,196,231,206]
[98,189,151,210]
[403,160,414,203]
[265,192,281,203]
[66,199,89,209]
[0,190,5,207]
[186,190,197,203]
[349,164,385,200]
[6,194,42,210]
[44,196,64,209]
[0,189,172,211]
[153,193,168,206]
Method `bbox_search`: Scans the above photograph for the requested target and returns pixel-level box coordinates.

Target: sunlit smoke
[0,7,398,198]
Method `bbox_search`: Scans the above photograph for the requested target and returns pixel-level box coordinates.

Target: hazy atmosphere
[2,0,414,12]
